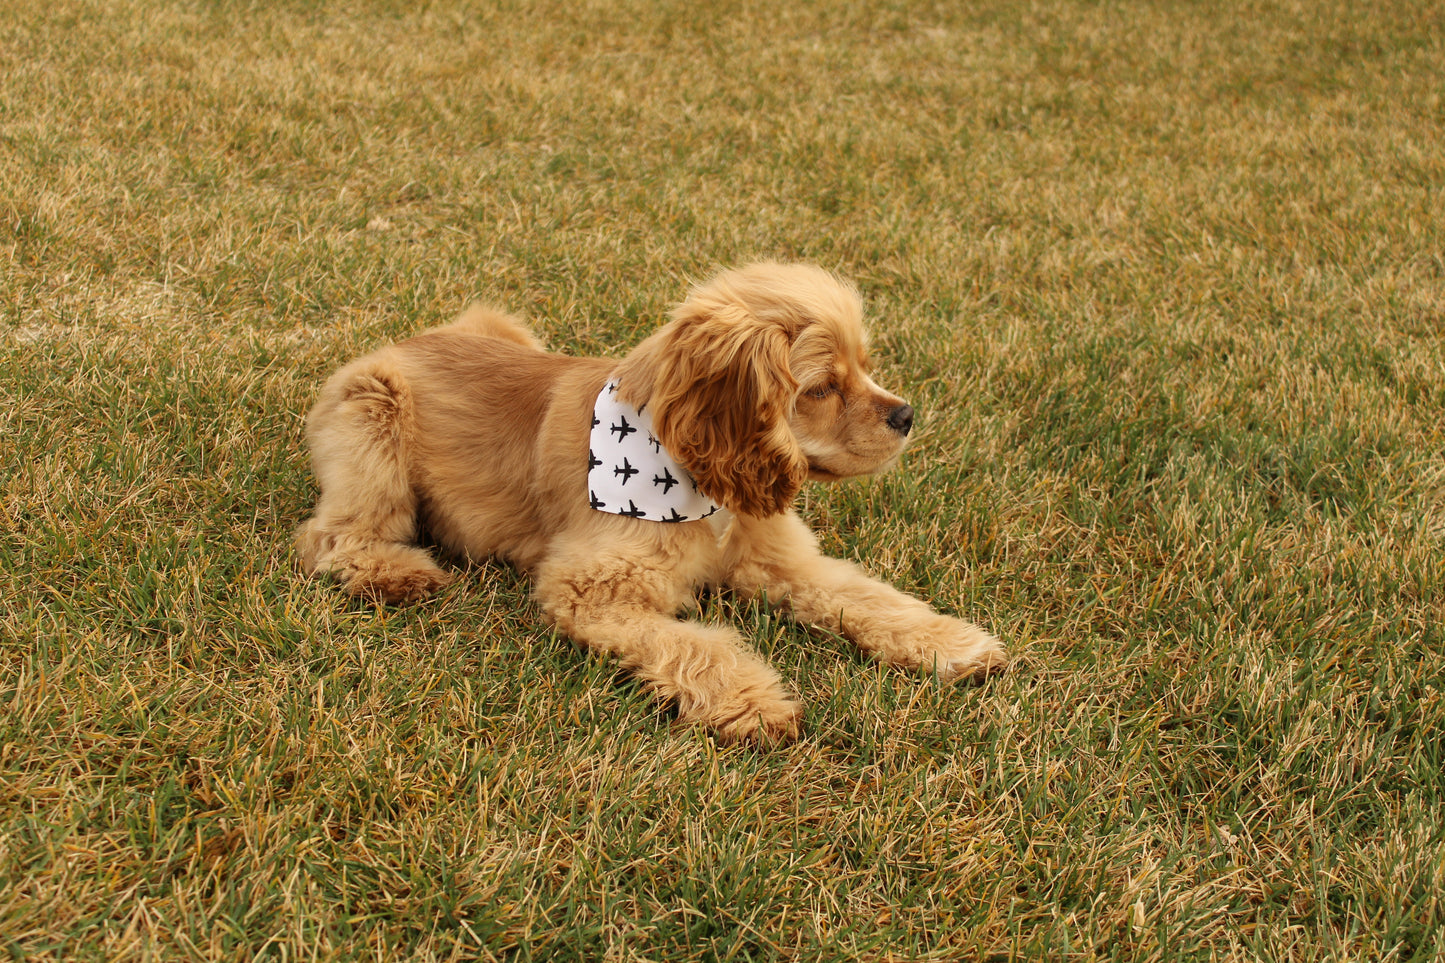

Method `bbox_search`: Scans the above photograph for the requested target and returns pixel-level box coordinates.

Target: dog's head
[616,263,913,517]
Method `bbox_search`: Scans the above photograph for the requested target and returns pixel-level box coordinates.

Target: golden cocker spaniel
[296,263,1006,744]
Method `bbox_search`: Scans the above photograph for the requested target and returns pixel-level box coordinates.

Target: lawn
[2,0,1443,959]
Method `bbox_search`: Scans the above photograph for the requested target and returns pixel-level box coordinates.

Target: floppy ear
[615,301,807,517]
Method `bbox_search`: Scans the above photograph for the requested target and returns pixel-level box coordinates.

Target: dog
[296,263,1006,744]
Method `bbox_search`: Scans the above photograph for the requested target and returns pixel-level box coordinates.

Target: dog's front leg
[724,512,1007,681]
[533,560,802,745]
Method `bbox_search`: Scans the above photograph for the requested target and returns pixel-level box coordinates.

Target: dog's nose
[887,404,914,435]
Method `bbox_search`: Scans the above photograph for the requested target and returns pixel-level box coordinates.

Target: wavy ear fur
[615,290,808,518]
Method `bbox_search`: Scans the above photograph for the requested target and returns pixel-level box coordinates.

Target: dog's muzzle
[887,404,914,436]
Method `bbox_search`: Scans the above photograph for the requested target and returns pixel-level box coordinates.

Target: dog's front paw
[923,618,1008,682]
[714,698,804,746]
[348,563,453,605]
[692,682,803,746]
[337,545,454,605]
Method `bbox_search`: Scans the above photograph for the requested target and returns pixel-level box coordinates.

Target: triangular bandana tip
[587,380,723,523]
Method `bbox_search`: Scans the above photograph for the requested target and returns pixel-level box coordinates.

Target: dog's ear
[617,300,807,517]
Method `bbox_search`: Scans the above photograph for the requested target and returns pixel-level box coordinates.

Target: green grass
[3,0,1444,959]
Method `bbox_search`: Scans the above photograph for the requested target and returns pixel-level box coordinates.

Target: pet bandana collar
[588,380,723,523]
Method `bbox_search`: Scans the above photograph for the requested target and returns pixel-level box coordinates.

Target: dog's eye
[805,383,835,400]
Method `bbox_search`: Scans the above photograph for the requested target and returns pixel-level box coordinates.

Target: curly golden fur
[296,263,1006,744]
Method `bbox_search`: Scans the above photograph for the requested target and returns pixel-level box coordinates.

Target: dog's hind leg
[295,359,452,604]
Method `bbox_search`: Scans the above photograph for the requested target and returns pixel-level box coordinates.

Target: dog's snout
[887,404,914,435]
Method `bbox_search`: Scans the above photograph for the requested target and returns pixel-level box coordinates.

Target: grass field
[3,0,1444,959]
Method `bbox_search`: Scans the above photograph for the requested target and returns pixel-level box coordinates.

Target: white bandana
[588,380,723,523]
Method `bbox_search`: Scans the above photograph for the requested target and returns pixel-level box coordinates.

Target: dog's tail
[447,304,544,351]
